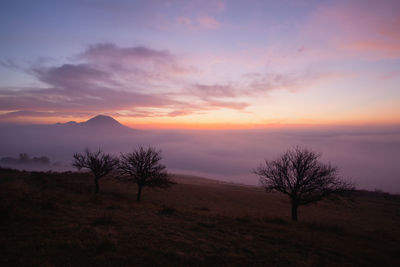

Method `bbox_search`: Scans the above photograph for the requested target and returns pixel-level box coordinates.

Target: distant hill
[56,115,133,132]
[82,115,124,128]
[0,115,138,166]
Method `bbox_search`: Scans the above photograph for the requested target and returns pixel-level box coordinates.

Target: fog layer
[0,122,399,193]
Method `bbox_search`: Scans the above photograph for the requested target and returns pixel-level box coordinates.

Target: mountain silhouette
[55,115,133,133]
[82,115,124,128]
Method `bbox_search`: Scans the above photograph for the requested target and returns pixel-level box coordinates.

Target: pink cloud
[191,83,237,98]
[242,71,351,95]
[0,110,91,119]
[197,15,220,29]
[379,71,400,80]
[303,0,400,60]
[342,41,400,58]
[176,16,193,27]
[32,64,117,89]
[81,43,173,62]
[163,99,249,118]
[180,0,226,15]
[175,15,221,31]
[167,110,194,117]
[0,86,177,112]
[0,43,252,120]
[206,100,248,110]
[80,43,193,77]
[173,0,224,31]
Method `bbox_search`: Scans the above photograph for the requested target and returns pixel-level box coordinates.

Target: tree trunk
[94,177,99,194]
[291,201,298,221]
[136,184,142,202]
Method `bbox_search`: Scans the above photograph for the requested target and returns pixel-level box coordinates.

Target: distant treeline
[0,153,50,165]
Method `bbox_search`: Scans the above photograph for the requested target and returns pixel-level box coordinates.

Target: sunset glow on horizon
[1,0,399,128]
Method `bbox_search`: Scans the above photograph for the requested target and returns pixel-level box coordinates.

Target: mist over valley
[1,115,399,193]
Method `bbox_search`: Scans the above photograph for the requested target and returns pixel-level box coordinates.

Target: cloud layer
[1,122,399,193]
[0,43,258,120]
[0,0,399,125]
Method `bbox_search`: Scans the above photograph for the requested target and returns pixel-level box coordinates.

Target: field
[1,167,399,266]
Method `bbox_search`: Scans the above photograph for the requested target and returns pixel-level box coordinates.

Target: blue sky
[1,0,399,128]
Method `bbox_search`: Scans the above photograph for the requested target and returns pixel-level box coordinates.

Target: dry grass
[0,168,399,266]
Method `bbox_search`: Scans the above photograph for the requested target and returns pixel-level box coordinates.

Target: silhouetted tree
[254,147,354,221]
[73,148,118,194]
[118,146,174,202]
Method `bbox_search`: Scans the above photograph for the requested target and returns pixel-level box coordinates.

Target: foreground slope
[0,168,399,266]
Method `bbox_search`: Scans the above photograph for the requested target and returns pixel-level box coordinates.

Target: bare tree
[254,147,354,221]
[118,146,174,202]
[73,148,118,194]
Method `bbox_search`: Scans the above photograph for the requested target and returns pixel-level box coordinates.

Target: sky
[0,0,400,128]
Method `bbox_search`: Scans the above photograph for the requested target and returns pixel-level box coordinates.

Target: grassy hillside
[0,168,399,266]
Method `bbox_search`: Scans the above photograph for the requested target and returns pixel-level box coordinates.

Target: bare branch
[72,148,118,193]
[254,146,355,221]
[118,146,174,202]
